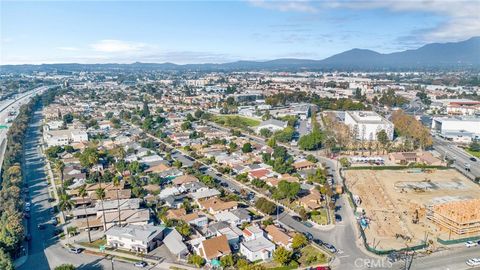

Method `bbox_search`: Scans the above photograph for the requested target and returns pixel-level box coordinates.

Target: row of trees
[391,110,432,150]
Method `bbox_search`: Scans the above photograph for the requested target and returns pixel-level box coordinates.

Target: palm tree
[96,187,107,231]
[78,185,92,243]
[55,160,65,187]
[112,176,122,227]
[58,189,74,212]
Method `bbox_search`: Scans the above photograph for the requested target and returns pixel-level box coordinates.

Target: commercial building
[344,111,394,141]
[431,117,480,142]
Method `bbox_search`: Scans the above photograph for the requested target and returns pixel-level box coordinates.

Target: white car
[465,241,477,248]
[25,202,31,207]
[466,258,480,267]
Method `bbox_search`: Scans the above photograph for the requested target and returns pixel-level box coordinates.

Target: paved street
[19,109,137,270]
[433,136,480,178]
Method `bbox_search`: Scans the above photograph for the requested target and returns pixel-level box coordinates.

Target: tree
[181,121,192,130]
[273,246,293,266]
[259,128,273,138]
[188,254,205,267]
[58,189,74,212]
[220,253,235,267]
[63,113,73,125]
[78,185,92,243]
[0,248,13,270]
[306,154,318,163]
[291,233,308,249]
[112,176,122,227]
[142,100,150,117]
[55,160,65,187]
[79,147,99,168]
[255,198,276,214]
[242,142,253,153]
[176,221,191,237]
[298,129,324,151]
[95,187,107,231]
[54,264,76,270]
[376,129,389,153]
[273,181,300,201]
[299,207,308,221]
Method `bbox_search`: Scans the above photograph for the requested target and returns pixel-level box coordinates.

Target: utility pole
[111,257,115,270]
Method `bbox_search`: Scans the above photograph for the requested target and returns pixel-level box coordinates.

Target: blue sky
[1,0,479,64]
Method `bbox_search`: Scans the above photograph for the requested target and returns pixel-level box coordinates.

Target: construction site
[345,168,480,250]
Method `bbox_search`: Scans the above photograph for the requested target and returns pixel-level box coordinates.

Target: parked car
[465,241,478,248]
[313,238,324,245]
[304,232,314,241]
[69,247,84,254]
[470,157,477,162]
[466,258,480,267]
[335,214,342,222]
[134,261,148,268]
[51,217,58,226]
[24,207,30,212]
[25,202,31,207]
[323,243,337,253]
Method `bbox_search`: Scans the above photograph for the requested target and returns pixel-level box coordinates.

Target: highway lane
[433,136,480,178]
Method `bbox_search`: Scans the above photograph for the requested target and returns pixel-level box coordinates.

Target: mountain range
[2,37,479,72]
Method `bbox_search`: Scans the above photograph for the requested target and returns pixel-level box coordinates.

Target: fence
[437,235,480,245]
[339,168,428,255]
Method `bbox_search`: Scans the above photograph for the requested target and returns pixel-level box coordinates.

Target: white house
[105,224,165,253]
[240,236,276,262]
[344,111,394,141]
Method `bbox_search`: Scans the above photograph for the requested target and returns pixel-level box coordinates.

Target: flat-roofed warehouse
[428,199,480,235]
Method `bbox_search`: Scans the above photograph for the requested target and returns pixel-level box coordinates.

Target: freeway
[433,136,480,178]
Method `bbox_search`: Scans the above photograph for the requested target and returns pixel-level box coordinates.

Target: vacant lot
[345,169,480,250]
[213,115,261,128]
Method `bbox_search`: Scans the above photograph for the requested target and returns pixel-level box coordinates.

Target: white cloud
[330,0,480,42]
[248,0,318,13]
[57,46,80,51]
[250,0,479,43]
[90,39,148,53]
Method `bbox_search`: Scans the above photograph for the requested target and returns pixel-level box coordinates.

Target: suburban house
[196,235,232,261]
[389,152,442,166]
[198,197,238,214]
[105,224,165,253]
[265,225,293,250]
[163,228,189,259]
[240,235,276,262]
[298,189,323,210]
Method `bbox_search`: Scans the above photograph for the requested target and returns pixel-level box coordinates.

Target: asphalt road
[19,109,136,270]
[432,136,480,178]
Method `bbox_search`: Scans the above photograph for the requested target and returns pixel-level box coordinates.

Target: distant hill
[2,37,479,72]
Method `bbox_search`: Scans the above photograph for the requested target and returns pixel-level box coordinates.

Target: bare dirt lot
[345,169,480,250]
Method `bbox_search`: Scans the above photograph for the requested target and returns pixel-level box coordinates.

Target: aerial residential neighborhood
[1,1,480,270]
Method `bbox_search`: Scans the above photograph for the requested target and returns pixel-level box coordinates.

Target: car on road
[323,243,337,253]
[25,202,31,207]
[465,241,478,248]
[303,221,313,228]
[220,182,228,187]
[292,215,302,222]
[134,261,148,268]
[37,224,46,230]
[470,157,477,162]
[466,258,480,267]
[69,247,84,254]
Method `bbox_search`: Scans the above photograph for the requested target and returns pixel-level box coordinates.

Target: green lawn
[311,209,328,225]
[298,245,328,266]
[212,115,261,127]
[79,238,106,249]
[467,149,480,158]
